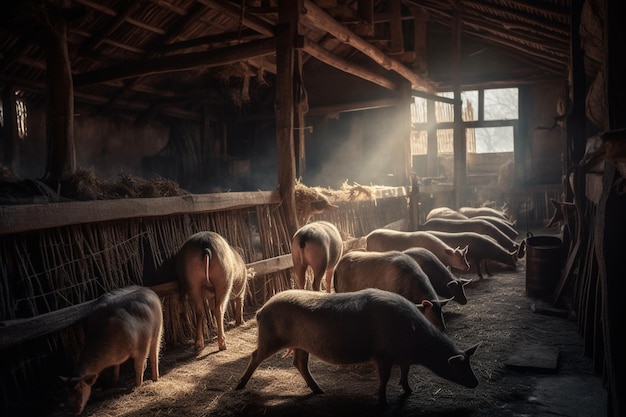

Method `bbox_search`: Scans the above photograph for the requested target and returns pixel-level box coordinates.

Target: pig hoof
[218,343,227,351]
[194,342,204,350]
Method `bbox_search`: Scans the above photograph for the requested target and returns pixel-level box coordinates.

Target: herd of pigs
[64,205,524,415]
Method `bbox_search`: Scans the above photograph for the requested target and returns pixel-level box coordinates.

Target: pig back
[334,251,438,304]
[256,289,441,364]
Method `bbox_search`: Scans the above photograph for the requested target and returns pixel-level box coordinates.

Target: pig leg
[399,366,412,394]
[234,294,245,325]
[323,268,334,293]
[311,267,325,292]
[292,349,324,394]
[149,330,161,381]
[235,343,282,390]
[292,263,308,290]
[374,360,392,405]
[213,297,228,351]
[112,364,121,384]
[190,292,207,350]
[133,352,148,387]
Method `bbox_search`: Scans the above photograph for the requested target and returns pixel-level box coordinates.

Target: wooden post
[40,5,75,185]
[452,1,466,208]
[397,80,412,186]
[1,85,19,173]
[426,98,437,177]
[276,0,301,235]
[410,7,428,76]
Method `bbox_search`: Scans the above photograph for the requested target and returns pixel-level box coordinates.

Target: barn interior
[0,1,624,416]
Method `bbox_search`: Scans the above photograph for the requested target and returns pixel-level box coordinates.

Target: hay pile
[60,169,188,200]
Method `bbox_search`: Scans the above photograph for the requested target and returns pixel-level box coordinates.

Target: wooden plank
[0,191,280,235]
[0,300,97,350]
[0,252,296,349]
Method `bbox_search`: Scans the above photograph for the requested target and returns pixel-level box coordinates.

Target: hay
[60,169,188,200]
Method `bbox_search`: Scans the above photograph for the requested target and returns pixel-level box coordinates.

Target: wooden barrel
[525,234,562,299]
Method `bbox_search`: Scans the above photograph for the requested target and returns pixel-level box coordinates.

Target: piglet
[291,221,343,292]
[333,250,449,331]
[63,285,163,415]
[176,231,249,351]
[235,288,480,405]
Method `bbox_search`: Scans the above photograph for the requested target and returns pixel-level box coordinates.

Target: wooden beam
[275,0,300,235]
[198,0,275,37]
[302,38,397,89]
[0,191,281,236]
[451,1,465,208]
[301,0,434,93]
[73,38,276,86]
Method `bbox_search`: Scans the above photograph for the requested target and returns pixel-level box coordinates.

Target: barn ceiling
[0,0,572,123]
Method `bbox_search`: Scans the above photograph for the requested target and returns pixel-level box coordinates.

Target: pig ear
[460,278,473,285]
[421,299,433,310]
[448,354,466,365]
[446,280,459,289]
[461,245,469,255]
[444,247,454,256]
[83,373,98,386]
[464,342,481,357]
[437,297,454,306]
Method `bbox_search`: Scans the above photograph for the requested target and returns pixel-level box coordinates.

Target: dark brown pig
[235,288,480,405]
[366,229,470,273]
[176,231,250,351]
[63,286,163,415]
[402,247,472,305]
[426,231,518,279]
[458,206,510,221]
[422,218,521,254]
[291,221,343,292]
[333,250,449,331]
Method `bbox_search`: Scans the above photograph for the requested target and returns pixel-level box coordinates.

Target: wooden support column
[397,80,412,186]
[410,7,428,76]
[388,0,404,55]
[1,85,19,172]
[426,99,437,177]
[41,5,76,184]
[597,1,626,416]
[451,1,466,208]
[276,0,301,235]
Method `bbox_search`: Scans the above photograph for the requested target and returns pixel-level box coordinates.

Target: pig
[426,207,469,221]
[176,231,249,351]
[470,215,519,239]
[291,221,343,292]
[333,250,449,331]
[366,228,470,273]
[421,218,521,255]
[235,288,480,405]
[458,206,510,221]
[402,247,471,305]
[426,231,518,279]
[63,286,163,415]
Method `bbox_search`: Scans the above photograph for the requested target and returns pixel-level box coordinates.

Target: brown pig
[291,221,343,292]
[366,229,470,273]
[426,207,468,221]
[235,288,480,405]
[403,247,472,305]
[176,231,249,351]
[426,231,518,279]
[421,218,521,254]
[333,250,449,331]
[63,285,163,415]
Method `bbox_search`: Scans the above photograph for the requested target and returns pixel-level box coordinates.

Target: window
[410,87,518,179]
[0,93,28,139]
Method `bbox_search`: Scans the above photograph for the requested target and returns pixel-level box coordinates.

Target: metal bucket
[525,233,562,299]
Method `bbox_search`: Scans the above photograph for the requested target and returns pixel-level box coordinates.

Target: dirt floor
[49,242,607,417]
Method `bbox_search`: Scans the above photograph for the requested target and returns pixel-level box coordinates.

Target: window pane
[484,88,518,120]
[411,97,427,124]
[411,130,427,155]
[474,126,514,153]
[437,129,454,153]
[436,91,477,122]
